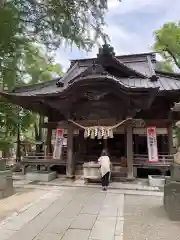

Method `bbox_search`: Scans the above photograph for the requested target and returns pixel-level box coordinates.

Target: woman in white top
[98,148,111,191]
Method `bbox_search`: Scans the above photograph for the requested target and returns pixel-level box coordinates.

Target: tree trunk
[16,124,21,162]
[34,115,44,153]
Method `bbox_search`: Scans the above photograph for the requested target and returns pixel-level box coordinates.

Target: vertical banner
[53,128,64,159]
[147,127,158,162]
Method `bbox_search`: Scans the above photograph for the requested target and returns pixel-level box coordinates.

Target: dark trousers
[102,172,110,187]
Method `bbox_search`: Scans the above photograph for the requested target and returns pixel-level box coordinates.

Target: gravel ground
[124,195,180,240]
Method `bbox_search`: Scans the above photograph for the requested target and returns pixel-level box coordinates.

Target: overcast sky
[55,0,180,71]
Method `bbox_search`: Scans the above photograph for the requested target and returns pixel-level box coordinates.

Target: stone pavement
[124,195,180,240]
[13,176,161,192]
[0,185,180,240]
[0,188,48,222]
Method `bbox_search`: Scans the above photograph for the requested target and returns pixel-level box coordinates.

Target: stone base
[133,167,137,178]
[66,174,75,179]
[26,172,57,182]
[126,177,135,181]
[126,171,135,181]
[170,164,180,182]
[148,175,165,187]
[0,170,14,199]
[164,181,180,221]
[13,172,26,180]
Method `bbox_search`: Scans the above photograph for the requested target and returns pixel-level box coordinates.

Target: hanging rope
[68,117,132,130]
[68,119,86,129]
[68,117,133,139]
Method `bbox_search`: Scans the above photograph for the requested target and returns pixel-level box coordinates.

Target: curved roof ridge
[69,73,159,92]
[70,52,156,63]
[111,55,147,78]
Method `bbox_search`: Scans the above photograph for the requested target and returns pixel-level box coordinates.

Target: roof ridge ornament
[97,43,116,58]
[147,55,158,82]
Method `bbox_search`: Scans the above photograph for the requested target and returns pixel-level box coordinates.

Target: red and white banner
[147,127,158,162]
[53,128,64,159]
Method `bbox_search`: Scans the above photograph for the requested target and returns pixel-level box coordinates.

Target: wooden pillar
[79,130,86,156]
[46,127,52,155]
[126,124,134,180]
[66,123,74,178]
[103,139,108,149]
[167,125,174,154]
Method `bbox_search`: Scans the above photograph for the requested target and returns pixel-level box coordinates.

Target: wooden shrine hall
[1,44,180,180]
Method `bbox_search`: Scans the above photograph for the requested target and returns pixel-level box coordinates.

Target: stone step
[76,170,83,175]
[111,177,127,182]
[111,171,127,178]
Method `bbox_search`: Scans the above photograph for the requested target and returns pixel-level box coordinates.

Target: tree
[0,43,62,156]
[1,0,112,52]
[0,0,118,92]
[153,22,180,147]
[0,0,121,155]
[153,21,180,70]
[156,60,173,73]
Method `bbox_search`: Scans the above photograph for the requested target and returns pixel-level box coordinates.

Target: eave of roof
[12,77,61,93]
[0,74,159,101]
[2,70,180,99]
[155,70,180,80]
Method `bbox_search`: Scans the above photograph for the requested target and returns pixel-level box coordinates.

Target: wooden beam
[145,119,174,127]
[42,121,68,129]
[43,119,175,129]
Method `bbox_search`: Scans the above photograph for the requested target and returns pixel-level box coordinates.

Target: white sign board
[147,127,159,162]
[53,128,64,159]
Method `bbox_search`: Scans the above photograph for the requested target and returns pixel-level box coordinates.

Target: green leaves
[154,21,180,70]
[0,0,120,152]
[21,44,62,84]
[156,60,173,73]
[0,43,62,152]
[2,0,111,52]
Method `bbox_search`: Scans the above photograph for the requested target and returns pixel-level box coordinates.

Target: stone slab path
[124,195,180,240]
[0,186,180,240]
[0,188,48,222]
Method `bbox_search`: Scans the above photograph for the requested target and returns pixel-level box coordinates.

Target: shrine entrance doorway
[81,133,126,163]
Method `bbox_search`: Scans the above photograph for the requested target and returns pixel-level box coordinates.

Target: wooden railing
[20,152,174,173]
[133,154,173,167]
[21,152,67,174]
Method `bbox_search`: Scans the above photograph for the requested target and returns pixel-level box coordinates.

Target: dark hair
[101,148,108,156]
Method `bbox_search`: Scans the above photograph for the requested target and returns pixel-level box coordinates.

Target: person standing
[98,148,111,191]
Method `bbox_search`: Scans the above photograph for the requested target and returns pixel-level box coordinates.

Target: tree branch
[157,36,180,70]
[164,48,180,70]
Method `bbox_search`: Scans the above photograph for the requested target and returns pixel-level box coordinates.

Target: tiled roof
[2,52,180,98]
[70,52,156,78]
[120,73,180,91]
[4,73,180,98]
[125,61,152,77]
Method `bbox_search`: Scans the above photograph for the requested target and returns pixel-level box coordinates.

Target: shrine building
[1,44,180,180]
